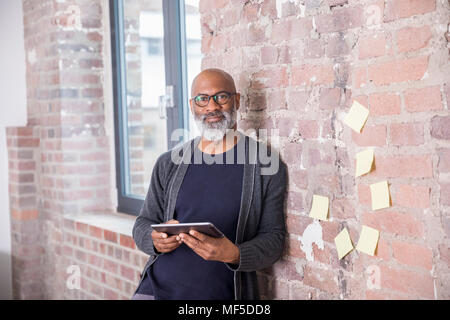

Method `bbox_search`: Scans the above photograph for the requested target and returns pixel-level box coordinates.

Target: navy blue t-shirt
[136,139,244,299]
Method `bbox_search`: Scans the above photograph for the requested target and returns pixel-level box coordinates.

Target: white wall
[0,0,27,299]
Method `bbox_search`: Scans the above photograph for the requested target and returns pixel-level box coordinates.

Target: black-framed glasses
[193,91,236,107]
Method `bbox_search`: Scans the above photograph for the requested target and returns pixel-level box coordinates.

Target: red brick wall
[8,0,147,299]
[8,0,450,300]
[199,0,450,299]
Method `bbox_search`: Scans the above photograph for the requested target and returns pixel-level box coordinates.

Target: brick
[103,288,119,300]
[286,214,311,235]
[375,155,432,178]
[103,230,118,243]
[327,0,348,7]
[286,191,304,212]
[368,56,429,86]
[389,123,424,146]
[320,220,340,243]
[365,290,388,300]
[326,35,350,58]
[276,117,296,137]
[270,18,312,43]
[282,142,302,166]
[380,265,434,298]
[241,3,259,23]
[88,254,102,268]
[303,39,324,59]
[352,125,387,146]
[313,243,339,266]
[431,116,450,140]
[438,149,450,173]
[251,67,288,89]
[246,24,267,45]
[76,222,88,234]
[266,89,286,111]
[289,168,308,190]
[384,0,436,22]
[11,209,39,221]
[103,258,118,274]
[287,90,309,112]
[120,265,136,282]
[353,66,367,88]
[298,120,319,139]
[441,183,450,206]
[368,92,401,116]
[291,64,335,86]
[404,86,442,112]
[316,6,364,33]
[199,0,228,13]
[371,238,390,261]
[247,92,267,111]
[303,265,339,294]
[359,33,386,59]
[363,210,424,238]
[331,198,355,219]
[319,87,341,110]
[261,46,278,65]
[119,234,136,250]
[358,183,371,205]
[286,237,306,259]
[395,185,430,209]
[396,25,432,53]
[392,241,433,270]
[439,244,450,266]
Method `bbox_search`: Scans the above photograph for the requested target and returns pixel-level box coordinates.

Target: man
[132,68,287,300]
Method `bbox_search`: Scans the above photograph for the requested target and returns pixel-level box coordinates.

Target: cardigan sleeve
[132,154,168,256]
[227,159,287,272]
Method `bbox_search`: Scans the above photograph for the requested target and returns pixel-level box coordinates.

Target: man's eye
[216,94,228,100]
[196,96,208,101]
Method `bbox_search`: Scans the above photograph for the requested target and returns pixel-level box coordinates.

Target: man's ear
[189,98,193,113]
[235,93,240,111]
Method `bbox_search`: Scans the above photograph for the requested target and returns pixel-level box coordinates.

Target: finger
[188,230,209,242]
[157,241,182,252]
[180,233,208,255]
[166,219,179,224]
[151,231,168,240]
[154,235,179,245]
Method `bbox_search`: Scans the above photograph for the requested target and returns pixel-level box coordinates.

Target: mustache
[200,111,225,121]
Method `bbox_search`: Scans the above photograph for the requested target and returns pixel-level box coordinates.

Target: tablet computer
[151,222,225,238]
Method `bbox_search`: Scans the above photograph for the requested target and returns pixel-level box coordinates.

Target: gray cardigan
[132,132,287,300]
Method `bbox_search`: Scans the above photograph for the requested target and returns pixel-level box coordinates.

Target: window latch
[158,85,175,119]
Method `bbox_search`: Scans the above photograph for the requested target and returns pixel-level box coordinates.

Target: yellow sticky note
[334,228,354,260]
[309,195,329,221]
[370,180,391,210]
[355,148,374,177]
[356,225,380,256]
[343,100,369,133]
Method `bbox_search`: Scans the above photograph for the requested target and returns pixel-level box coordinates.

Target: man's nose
[204,97,222,113]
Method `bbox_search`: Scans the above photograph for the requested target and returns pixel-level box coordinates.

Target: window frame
[110,0,190,215]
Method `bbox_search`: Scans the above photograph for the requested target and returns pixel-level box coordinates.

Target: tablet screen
[151,222,225,238]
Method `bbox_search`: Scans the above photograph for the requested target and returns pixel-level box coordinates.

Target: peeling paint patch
[276,0,301,19]
[298,219,324,261]
[27,49,36,65]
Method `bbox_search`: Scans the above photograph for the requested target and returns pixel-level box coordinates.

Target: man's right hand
[151,219,182,253]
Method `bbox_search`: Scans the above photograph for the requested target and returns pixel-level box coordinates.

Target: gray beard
[194,107,237,142]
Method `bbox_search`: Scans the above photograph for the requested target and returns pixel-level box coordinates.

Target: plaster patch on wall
[276,0,301,19]
[27,48,36,65]
[298,219,324,261]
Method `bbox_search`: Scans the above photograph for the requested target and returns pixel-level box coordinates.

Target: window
[110,0,201,215]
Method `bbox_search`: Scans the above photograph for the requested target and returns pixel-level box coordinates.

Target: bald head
[190,68,237,97]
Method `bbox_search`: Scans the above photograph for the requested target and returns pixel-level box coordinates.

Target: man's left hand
[178,230,240,265]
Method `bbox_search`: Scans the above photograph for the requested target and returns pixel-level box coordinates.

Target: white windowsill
[64,210,137,237]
